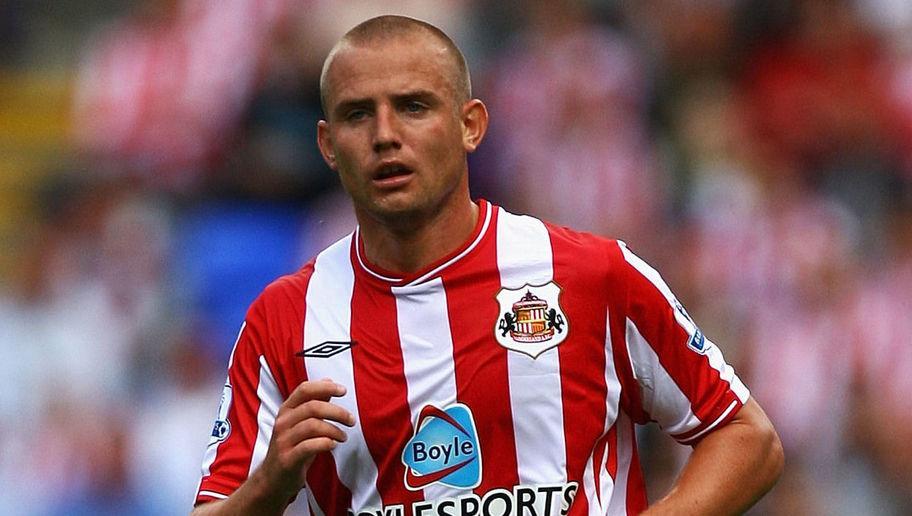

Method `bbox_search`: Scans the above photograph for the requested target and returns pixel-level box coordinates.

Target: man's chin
[358,196,418,219]
[372,204,424,225]
[354,185,463,232]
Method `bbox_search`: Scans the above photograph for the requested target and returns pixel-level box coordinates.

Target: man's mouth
[372,162,413,190]
[375,163,413,180]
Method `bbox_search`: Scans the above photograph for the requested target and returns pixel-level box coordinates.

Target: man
[193,15,783,516]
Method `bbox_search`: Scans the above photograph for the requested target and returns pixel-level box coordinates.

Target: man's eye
[404,101,427,113]
[346,110,368,121]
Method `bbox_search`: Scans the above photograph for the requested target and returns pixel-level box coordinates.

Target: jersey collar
[353,199,494,288]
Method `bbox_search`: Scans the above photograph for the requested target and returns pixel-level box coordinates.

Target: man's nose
[373,105,402,153]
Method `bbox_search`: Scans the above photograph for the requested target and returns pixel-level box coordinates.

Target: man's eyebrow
[392,90,439,102]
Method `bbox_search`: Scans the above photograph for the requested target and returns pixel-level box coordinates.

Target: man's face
[318,35,481,227]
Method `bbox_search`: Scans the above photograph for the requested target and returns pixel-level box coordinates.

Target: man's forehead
[331,34,450,72]
[323,36,454,100]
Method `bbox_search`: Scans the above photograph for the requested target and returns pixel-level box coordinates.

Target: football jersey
[196,200,749,515]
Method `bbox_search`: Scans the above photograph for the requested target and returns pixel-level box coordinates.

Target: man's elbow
[765,426,785,486]
[768,425,785,483]
[733,398,785,496]
[190,499,222,516]
[752,404,785,493]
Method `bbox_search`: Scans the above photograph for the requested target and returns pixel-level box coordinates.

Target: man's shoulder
[255,232,355,308]
[496,205,622,250]
[249,263,317,315]
[263,234,352,297]
[543,220,622,252]
[495,206,628,280]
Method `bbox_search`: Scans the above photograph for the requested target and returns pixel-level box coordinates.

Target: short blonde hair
[319,15,471,116]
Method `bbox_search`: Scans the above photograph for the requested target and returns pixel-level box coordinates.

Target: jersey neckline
[352,199,494,288]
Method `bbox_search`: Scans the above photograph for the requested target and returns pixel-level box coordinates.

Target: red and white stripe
[496,210,569,502]
[393,277,462,501]
[250,356,282,476]
[580,309,623,515]
[302,237,382,511]
[196,201,749,515]
[618,242,749,444]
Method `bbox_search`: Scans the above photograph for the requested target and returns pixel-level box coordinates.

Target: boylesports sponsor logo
[402,404,481,490]
[346,482,579,516]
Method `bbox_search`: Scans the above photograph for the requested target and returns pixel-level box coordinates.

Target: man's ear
[317,120,338,171]
[461,99,489,153]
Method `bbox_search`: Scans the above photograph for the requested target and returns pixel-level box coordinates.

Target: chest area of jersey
[300,278,602,415]
[300,278,613,497]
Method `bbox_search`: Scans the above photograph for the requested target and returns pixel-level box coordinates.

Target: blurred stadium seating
[1,0,910,514]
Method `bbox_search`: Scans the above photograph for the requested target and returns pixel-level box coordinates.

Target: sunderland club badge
[495,282,568,358]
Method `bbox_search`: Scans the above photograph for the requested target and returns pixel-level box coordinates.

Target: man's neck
[357,199,479,275]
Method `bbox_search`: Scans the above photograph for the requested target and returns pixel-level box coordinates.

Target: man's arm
[190,470,292,516]
[191,379,354,516]
[643,397,784,515]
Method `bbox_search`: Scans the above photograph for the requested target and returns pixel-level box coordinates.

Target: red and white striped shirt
[196,200,749,515]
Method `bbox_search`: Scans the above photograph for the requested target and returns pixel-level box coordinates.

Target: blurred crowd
[1,0,911,514]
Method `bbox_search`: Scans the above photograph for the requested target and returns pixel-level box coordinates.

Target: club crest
[495,282,568,358]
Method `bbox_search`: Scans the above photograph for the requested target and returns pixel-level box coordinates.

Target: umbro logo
[296,341,355,358]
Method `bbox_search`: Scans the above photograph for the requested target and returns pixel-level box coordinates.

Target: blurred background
[1,0,910,514]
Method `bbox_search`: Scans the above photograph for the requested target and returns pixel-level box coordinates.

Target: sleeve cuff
[673,398,744,446]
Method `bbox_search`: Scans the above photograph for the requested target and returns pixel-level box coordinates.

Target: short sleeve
[618,242,749,445]
[195,298,285,505]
